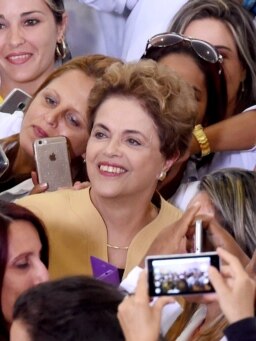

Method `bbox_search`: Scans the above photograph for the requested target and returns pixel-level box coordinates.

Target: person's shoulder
[159,193,183,219]
[17,188,89,208]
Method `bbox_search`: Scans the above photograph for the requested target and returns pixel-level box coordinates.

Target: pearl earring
[158,170,166,181]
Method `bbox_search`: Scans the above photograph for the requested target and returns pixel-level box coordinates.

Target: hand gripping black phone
[146,252,220,296]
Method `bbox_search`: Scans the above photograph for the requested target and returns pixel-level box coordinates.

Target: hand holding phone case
[33,136,73,192]
[146,252,220,296]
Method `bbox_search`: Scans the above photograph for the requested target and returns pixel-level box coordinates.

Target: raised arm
[191,110,256,155]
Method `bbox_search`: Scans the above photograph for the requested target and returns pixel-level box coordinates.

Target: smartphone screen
[146,252,220,296]
[0,145,9,178]
[33,136,73,191]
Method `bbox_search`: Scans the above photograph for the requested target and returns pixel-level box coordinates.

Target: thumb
[153,296,175,314]
[208,266,229,298]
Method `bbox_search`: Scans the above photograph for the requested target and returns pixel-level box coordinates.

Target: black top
[224,317,256,341]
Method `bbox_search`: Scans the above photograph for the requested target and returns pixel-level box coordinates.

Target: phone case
[0,145,9,178]
[0,88,32,114]
[33,136,73,192]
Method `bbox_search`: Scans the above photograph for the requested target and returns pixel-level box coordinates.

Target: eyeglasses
[143,32,223,64]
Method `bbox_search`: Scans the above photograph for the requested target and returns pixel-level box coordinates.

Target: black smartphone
[146,252,220,296]
[33,136,73,192]
[0,88,32,114]
[0,145,9,178]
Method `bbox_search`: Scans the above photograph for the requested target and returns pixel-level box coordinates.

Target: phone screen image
[147,252,219,296]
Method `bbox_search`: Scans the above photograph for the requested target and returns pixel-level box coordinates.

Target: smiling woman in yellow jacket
[17,60,197,280]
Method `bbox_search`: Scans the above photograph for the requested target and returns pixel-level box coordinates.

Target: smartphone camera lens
[17,102,26,111]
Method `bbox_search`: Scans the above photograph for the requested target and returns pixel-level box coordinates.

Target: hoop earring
[56,38,67,60]
[158,170,166,182]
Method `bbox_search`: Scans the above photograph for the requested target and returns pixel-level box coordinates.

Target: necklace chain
[107,243,129,250]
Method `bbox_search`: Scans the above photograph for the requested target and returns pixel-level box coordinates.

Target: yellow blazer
[17,188,182,279]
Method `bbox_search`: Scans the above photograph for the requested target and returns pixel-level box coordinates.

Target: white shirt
[0,111,23,139]
[78,0,187,61]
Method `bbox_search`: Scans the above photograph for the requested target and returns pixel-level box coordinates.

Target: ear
[162,152,180,173]
[57,12,68,42]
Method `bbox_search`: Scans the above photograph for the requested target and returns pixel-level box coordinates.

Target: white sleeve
[78,0,130,13]
[0,111,23,138]
[120,266,183,336]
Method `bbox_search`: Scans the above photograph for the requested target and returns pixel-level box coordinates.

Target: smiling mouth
[99,164,127,174]
[6,53,32,65]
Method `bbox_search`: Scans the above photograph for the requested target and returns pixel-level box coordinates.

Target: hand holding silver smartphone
[146,252,220,296]
[33,136,73,192]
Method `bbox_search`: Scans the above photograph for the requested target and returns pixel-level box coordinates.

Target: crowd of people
[0,0,256,340]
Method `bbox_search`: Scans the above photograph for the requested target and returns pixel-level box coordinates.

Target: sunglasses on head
[143,32,223,64]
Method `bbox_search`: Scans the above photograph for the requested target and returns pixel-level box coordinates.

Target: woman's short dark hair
[0,201,49,337]
[13,275,125,341]
[87,60,197,159]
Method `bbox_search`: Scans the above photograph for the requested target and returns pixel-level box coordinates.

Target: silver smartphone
[0,88,32,114]
[0,145,9,178]
[33,136,73,192]
[146,252,220,296]
[194,219,203,253]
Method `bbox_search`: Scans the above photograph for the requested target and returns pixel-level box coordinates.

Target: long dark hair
[169,0,256,114]
[0,201,49,339]
[142,41,227,127]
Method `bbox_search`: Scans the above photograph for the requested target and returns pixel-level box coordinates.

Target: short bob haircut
[0,201,49,339]
[142,37,228,127]
[87,59,197,159]
[13,275,125,341]
[169,0,256,114]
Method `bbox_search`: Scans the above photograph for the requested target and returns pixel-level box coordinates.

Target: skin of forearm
[190,110,256,155]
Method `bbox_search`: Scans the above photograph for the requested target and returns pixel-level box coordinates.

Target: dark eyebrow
[21,11,45,17]
[214,45,232,52]
[0,11,45,20]
[92,123,149,140]
[93,123,109,131]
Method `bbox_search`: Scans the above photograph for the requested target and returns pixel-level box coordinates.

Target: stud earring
[158,170,166,181]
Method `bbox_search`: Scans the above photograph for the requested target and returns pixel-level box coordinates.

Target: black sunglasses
[143,32,223,64]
